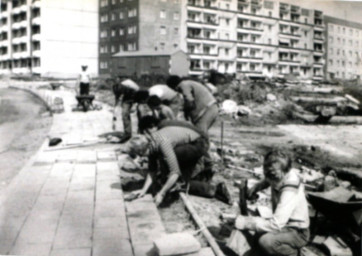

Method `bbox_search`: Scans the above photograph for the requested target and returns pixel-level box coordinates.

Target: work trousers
[80,82,89,95]
[121,101,133,139]
[256,227,309,256]
[194,103,218,134]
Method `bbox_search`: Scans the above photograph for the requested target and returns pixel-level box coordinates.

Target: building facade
[324,15,362,80]
[0,0,98,77]
[100,0,327,80]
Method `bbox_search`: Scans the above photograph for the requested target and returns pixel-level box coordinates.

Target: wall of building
[40,0,99,78]
[324,16,362,80]
[138,0,182,53]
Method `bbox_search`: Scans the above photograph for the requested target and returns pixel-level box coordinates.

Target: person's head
[134,90,150,103]
[147,95,162,109]
[81,65,88,71]
[166,75,181,90]
[263,149,292,183]
[125,135,150,158]
[138,115,159,134]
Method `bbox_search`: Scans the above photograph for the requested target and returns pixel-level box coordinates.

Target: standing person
[78,65,91,95]
[125,117,232,206]
[112,77,140,143]
[166,76,218,134]
[147,95,175,121]
[148,84,181,117]
[233,149,310,256]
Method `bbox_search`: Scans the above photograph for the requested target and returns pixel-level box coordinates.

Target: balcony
[291,6,300,13]
[32,0,41,8]
[238,0,249,6]
[32,49,41,57]
[13,51,31,59]
[279,6,289,14]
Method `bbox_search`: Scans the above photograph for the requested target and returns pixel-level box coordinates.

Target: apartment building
[0,0,98,77]
[100,0,326,80]
[324,15,362,80]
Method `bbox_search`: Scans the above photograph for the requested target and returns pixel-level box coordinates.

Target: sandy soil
[0,88,52,191]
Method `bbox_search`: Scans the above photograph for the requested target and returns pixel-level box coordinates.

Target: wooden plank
[179,192,225,256]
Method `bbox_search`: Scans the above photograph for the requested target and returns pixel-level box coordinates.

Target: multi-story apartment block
[324,15,362,80]
[0,0,98,77]
[101,0,326,80]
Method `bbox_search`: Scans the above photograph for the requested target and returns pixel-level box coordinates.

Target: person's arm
[154,136,181,205]
[236,186,300,232]
[247,179,270,199]
[162,106,175,120]
[179,82,196,118]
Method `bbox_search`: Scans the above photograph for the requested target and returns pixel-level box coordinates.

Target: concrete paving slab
[0,239,13,254]
[10,242,52,256]
[76,151,97,163]
[93,239,133,256]
[97,151,117,161]
[50,248,91,256]
[93,226,130,240]
[73,164,96,178]
[53,226,92,249]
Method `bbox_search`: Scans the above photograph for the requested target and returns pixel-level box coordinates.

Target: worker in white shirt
[148,84,181,117]
[235,149,310,256]
[78,65,91,95]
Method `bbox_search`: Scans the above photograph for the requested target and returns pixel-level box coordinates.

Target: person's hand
[154,192,165,206]
[247,185,259,200]
[125,189,145,201]
[235,215,248,230]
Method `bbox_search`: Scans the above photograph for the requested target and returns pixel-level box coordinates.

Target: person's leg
[258,228,309,256]
[121,101,133,141]
[194,104,219,134]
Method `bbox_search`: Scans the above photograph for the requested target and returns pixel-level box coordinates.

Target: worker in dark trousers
[78,65,91,95]
[112,77,139,143]
[125,117,232,206]
[166,76,218,134]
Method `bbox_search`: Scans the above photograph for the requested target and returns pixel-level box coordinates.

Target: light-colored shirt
[79,70,90,83]
[149,84,178,102]
[249,169,310,232]
[178,80,216,123]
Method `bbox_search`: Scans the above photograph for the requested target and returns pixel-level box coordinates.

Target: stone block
[129,219,165,245]
[69,177,95,191]
[133,243,158,256]
[154,233,201,256]
[65,190,95,205]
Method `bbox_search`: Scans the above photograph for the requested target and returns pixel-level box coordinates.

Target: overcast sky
[281,0,362,23]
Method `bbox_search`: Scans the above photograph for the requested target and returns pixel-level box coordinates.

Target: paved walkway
[0,88,166,256]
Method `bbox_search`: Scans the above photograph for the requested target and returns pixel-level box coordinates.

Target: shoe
[215,182,233,205]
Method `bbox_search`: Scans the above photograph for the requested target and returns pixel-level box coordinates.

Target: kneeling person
[234,150,310,256]
[126,117,231,206]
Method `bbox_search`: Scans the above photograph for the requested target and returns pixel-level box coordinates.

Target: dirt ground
[0,88,52,191]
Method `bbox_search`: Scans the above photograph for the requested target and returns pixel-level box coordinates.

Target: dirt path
[0,88,52,191]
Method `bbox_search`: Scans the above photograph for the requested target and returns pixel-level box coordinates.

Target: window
[100,45,108,53]
[100,61,108,69]
[268,38,271,44]
[174,12,179,20]
[160,10,166,18]
[128,25,137,34]
[111,13,115,21]
[304,43,307,49]
[269,11,272,17]
[226,19,230,26]
[119,11,124,19]
[100,14,108,23]
[160,26,166,35]
[174,27,179,35]
[100,0,108,7]
[111,29,116,37]
[268,25,272,30]
[120,0,123,2]
[119,44,124,52]
[128,8,137,17]
[337,49,340,55]
[112,0,116,4]
[111,45,116,53]
[160,42,165,50]
[128,42,136,51]
[119,28,124,35]
[304,18,307,23]
[250,64,255,71]
[226,4,230,9]
[343,27,345,34]
[329,59,333,65]
[225,48,229,56]
[251,8,257,14]
[100,30,108,38]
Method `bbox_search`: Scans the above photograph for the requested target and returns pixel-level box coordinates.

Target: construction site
[0,72,361,256]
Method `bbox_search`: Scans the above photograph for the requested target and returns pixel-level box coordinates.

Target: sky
[281,0,362,23]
